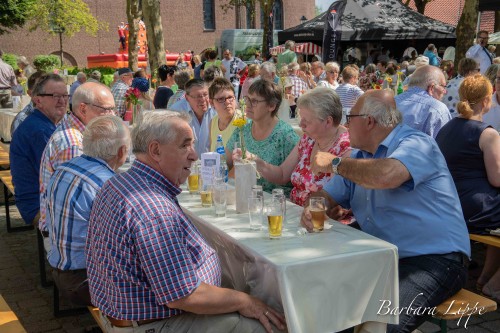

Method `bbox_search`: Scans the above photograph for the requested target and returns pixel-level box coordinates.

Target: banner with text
[322,0,347,63]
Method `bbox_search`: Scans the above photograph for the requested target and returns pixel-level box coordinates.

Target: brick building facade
[0,0,315,68]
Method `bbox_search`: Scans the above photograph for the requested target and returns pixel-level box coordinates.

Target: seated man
[46,115,129,306]
[302,90,470,333]
[86,111,285,333]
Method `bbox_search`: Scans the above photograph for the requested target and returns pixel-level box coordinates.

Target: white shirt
[483,92,500,131]
[465,44,493,74]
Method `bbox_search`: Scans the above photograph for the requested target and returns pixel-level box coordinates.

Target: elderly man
[302,90,470,333]
[310,61,326,83]
[0,49,18,108]
[277,40,297,71]
[335,66,364,109]
[259,62,280,84]
[10,74,67,225]
[10,71,45,136]
[466,30,493,74]
[483,67,500,131]
[69,72,86,111]
[111,67,133,118]
[46,115,129,306]
[221,49,247,96]
[86,111,286,333]
[39,82,116,233]
[395,65,451,138]
[169,79,216,156]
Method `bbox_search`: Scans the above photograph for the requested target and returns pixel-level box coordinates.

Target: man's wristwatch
[331,157,342,175]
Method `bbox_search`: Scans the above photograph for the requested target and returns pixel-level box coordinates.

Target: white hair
[359,94,402,128]
[82,115,130,161]
[297,87,343,125]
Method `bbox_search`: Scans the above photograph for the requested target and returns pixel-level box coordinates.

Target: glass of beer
[266,199,284,239]
[187,161,200,194]
[199,177,213,207]
[309,197,326,232]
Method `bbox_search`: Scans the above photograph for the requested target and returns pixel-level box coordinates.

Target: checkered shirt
[85,160,221,320]
[289,74,309,98]
[111,80,129,118]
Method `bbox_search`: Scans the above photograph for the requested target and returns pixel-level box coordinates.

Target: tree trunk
[495,11,500,32]
[142,0,166,74]
[455,0,478,66]
[126,0,141,71]
[260,0,274,58]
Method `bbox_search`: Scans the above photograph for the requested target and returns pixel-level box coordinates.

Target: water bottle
[216,135,228,182]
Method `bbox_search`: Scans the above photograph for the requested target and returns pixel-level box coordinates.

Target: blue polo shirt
[10,109,56,224]
[324,124,471,259]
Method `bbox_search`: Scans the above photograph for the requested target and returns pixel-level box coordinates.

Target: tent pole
[475,11,482,34]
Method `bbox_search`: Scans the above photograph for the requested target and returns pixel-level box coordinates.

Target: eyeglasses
[327,71,338,74]
[345,114,368,124]
[85,103,116,114]
[188,93,209,100]
[214,95,236,104]
[479,36,489,40]
[243,96,267,108]
[38,93,70,100]
[433,83,447,90]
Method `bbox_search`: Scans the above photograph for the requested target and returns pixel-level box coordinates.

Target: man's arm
[466,44,482,58]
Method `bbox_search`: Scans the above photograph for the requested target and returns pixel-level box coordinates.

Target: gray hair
[71,83,96,110]
[132,111,192,154]
[285,40,295,50]
[288,62,300,72]
[312,61,325,70]
[408,65,443,89]
[297,87,343,126]
[82,115,130,161]
[31,73,64,96]
[174,70,192,90]
[325,62,339,73]
[359,93,402,128]
[260,62,276,75]
[77,72,87,81]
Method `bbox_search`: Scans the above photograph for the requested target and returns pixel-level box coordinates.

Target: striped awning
[270,42,322,55]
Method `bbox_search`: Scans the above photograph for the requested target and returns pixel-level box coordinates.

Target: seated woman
[237,87,351,207]
[226,79,299,196]
[436,74,500,301]
[208,77,238,151]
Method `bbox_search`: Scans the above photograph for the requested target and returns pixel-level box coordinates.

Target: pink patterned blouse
[290,132,351,207]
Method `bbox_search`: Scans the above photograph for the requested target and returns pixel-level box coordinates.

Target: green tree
[455,0,479,65]
[0,0,35,35]
[126,0,142,71]
[315,5,322,17]
[142,0,166,73]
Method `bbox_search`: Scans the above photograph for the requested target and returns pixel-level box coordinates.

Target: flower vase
[239,129,247,160]
[132,104,143,125]
[124,103,134,123]
[235,161,257,213]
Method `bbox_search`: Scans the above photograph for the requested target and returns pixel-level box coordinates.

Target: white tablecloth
[178,189,399,333]
[0,108,19,143]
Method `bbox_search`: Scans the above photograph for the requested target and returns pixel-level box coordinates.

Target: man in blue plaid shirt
[86,111,286,333]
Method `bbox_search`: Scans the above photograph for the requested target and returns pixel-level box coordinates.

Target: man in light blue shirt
[46,115,130,306]
[301,90,470,333]
[395,65,451,138]
[170,79,216,156]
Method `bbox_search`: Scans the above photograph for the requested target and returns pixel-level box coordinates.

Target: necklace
[316,127,340,152]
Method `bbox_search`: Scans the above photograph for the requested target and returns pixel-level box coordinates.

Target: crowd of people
[1,28,499,333]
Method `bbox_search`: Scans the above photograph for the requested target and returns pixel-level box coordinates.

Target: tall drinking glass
[248,196,263,230]
[187,161,200,194]
[309,197,326,232]
[199,177,213,207]
[266,200,284,239]
[272,188,286,218]
[213,183,227,217]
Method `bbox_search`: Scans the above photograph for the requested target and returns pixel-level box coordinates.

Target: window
[203,0,215,30]
[259,0,283,30]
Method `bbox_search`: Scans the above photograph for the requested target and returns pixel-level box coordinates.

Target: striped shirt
[335,83,364,109]
[111,80,129,118]
[86,160,221,320]
[46,155,114,270]
[39,113,85,231]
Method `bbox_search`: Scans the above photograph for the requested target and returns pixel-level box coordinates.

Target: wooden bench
[427,288,497,333]
[0,170,33,233]
[88,306,106,332]
[470,234,500,248]
[0,294,27,333]
[0,145,9,170]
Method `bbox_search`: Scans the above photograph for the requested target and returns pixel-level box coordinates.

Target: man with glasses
[466,30,493,75]
[395,65,451,138]
[170,79,216,156]
[302,89,470,333]
[111,67,133,118]
[10,73,68,226]
[311,61,326,84]
[483,67,500,131]
[38,82,116,234]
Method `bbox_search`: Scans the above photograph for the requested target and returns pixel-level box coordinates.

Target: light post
[300,15,307,25]
[52,26,66,66]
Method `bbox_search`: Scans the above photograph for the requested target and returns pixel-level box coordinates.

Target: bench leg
[53,283,87,317]
[4,183,34,233]
[37,230,53,287]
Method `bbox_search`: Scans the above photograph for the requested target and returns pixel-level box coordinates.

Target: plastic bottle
[216,135,228,182]
[397,80,404,95]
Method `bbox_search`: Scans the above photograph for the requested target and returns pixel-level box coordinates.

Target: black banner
[322,0,347,63]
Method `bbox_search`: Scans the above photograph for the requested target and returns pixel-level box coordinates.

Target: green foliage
[27,0,108,37]
[1,53,19,70]
[0,0,35,35]
[33,55,61,72]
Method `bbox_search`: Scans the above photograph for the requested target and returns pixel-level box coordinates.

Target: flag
[322,0,347,63]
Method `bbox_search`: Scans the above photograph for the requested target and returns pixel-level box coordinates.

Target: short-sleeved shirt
[47,155,114,270]
[227,119,299,196]
[10,109,56,223]
[442,75,464,117]
[324,124,471,259]
[209,115,237,152]
[111,80,129,118]
[86,160,221,320]
[335,83,364,109]
[153,86,173,109]
[39,113,85,231]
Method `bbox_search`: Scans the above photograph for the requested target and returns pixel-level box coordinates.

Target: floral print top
[290,132,351,207]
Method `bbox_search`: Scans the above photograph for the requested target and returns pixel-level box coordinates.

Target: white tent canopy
[489,31,500,44]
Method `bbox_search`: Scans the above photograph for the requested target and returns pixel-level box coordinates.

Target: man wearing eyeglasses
[38,82,116,234]
[395,65,451,138]
[302,89,470,333]
[170,79,216,156]
[466,31,493,75]
[10,73,68,226]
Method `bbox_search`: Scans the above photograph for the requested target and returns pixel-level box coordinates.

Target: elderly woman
[240,64,260,99]
[227,79,299,195]
[442,58,478,116]
[317,62,340,90]
[240,88,350,206]
[436,74,500,301]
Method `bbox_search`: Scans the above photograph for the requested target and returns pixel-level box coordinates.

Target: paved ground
[0,193,498,333]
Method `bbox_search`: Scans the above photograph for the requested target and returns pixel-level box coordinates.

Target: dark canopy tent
[478,0,500,11]
[278,0,456,44]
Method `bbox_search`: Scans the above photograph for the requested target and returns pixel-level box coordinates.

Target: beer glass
[187,161,200,194]
[199,177,213,207]
[266,200,284,239]
[309,197,326,232]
